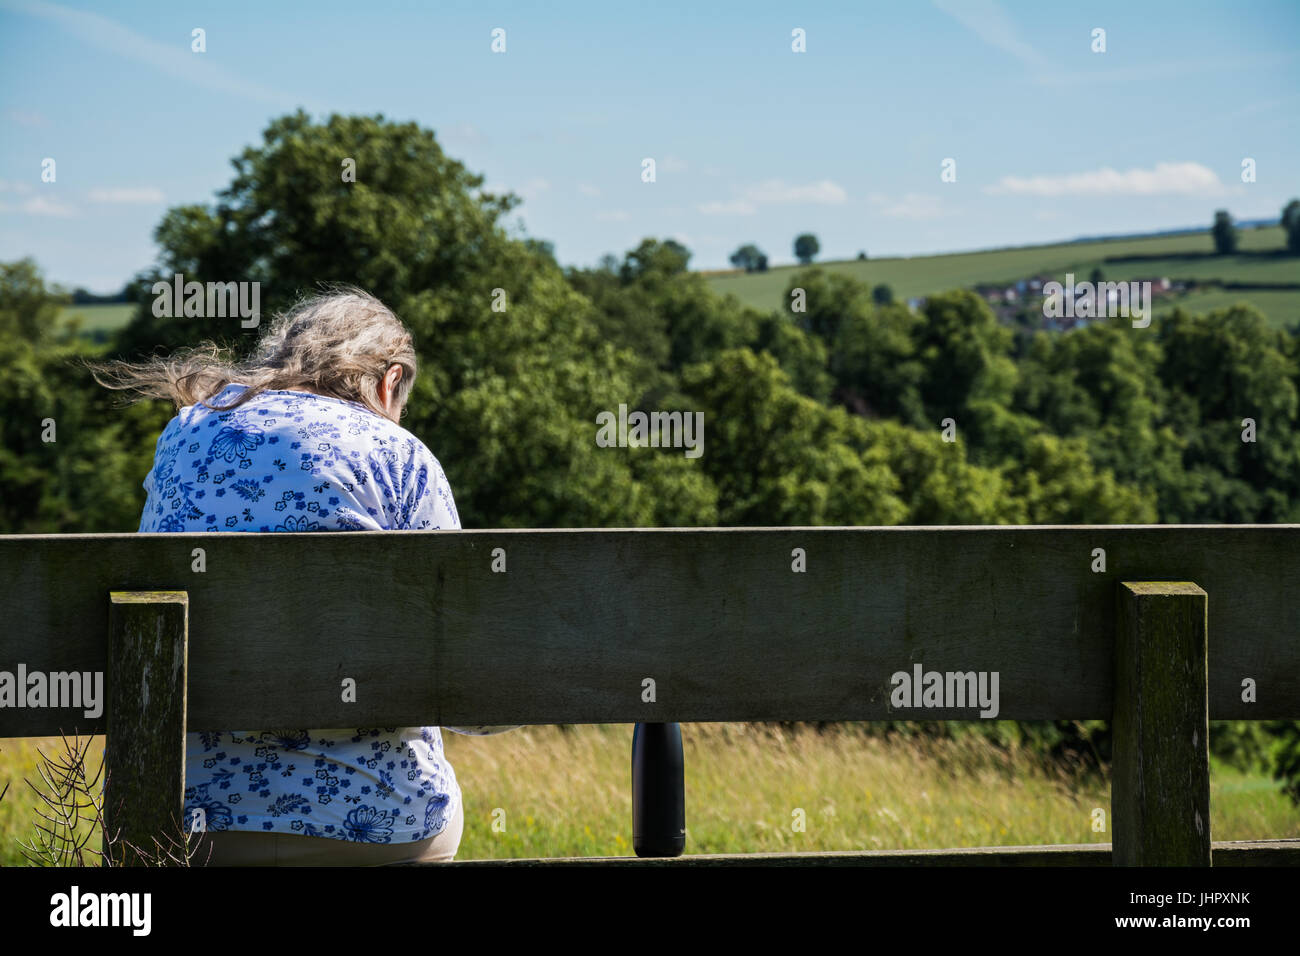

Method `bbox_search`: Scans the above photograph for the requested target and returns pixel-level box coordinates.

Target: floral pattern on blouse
[139,384,463,843]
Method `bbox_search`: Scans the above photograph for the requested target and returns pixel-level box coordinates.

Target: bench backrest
[2,526,1297,733]
[2,525,1297,866]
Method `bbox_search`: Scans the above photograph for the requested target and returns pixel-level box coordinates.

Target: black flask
[631,722,685,857]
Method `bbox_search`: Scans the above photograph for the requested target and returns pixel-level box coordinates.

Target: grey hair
[89,288,417,422]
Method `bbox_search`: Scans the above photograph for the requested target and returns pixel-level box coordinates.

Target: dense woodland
[1,112,1297,797]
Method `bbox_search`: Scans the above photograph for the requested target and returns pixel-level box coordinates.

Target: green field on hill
[56,303,135,336]
[705,226,1300,328]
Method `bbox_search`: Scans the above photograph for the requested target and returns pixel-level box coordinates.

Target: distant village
[908,275,1188,331]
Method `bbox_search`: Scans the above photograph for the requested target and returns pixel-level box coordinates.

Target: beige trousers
[193,798,464,866]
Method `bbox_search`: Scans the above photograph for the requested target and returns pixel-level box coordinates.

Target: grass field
[705,226,1300,328]
[56,303,135,337]
[2,724,1296,864]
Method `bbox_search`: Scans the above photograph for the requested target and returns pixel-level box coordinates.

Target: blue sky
[1,0,1297,292]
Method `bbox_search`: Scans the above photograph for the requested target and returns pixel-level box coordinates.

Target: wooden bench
[2,526,1298,866]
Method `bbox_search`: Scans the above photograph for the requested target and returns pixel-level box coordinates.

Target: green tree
[0,260,168,532]
[1013,323,1185,507]
[681,349,907,526]
[1282,199,1300,255]
[750,313,834,403]
[833,303,925,424]
[912,291,1018,460]
[1157,305,1300,522]
[729,244,766,273]
[793,233,820,265]
[112,112,713,529]
[1212,210,1238,255]
[860,420,1020,524]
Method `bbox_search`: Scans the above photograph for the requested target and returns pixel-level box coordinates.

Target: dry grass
[2,724,1296,864]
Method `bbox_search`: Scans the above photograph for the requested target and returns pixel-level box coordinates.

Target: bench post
[104,591,189,866]
[1113,581,1211,866]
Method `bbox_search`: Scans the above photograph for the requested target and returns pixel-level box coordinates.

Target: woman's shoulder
[177,384,449,481]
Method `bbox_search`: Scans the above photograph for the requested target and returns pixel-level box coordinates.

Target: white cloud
[89,187,165,204]
[932,0,1051,72]
[745,179,847,205]
[442,123,488,147]
[0,179,36,195]
[985,162,1225,197]
[868,192,948,220]
[698,199,757,216]
[21,195,77,217]
[6,108,50,127]
[699,178,847,216]
[515,178,550,201]
[577,183,601,197]
[661,155,688,173]
[595,209,629,222]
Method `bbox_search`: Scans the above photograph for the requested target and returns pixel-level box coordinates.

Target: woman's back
[139,382,463,846]
[139,382,457,535]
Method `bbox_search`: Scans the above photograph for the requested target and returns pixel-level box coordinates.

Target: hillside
[704,226,1300,328]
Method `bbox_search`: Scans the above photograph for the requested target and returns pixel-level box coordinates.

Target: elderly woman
[94,288,505,865]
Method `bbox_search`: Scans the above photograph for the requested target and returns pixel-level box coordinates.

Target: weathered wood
[1113,582,1211,867]
[2,527,1298,733]
[421,839,1300,867]
[103,591,188,867]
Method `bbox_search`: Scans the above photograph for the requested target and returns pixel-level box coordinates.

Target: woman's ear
[382,364,404,419]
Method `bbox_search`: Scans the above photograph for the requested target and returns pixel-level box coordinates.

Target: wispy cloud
[984,161,1226,197]
[514,177,550,201]
[442,123,488,148]
[594,209,629,222]
[88,187,165,204]
[698,199,757,216]
[19,195,77,217]
[2,0,299,106]
[577,183,601,198]
[6,108,50,127]
[746,179,847,204]
[932,0,1050,72]
[868,192,949,220]
[699,178,847,215]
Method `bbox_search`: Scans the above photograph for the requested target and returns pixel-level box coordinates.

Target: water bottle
[631,722,685,857]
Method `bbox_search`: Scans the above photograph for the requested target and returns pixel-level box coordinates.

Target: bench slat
[2,526,1298,735]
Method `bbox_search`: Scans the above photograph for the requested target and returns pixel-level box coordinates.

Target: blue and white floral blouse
[139,383,464,844]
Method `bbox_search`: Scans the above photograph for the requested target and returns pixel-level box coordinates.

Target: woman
[93,288,499,865]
